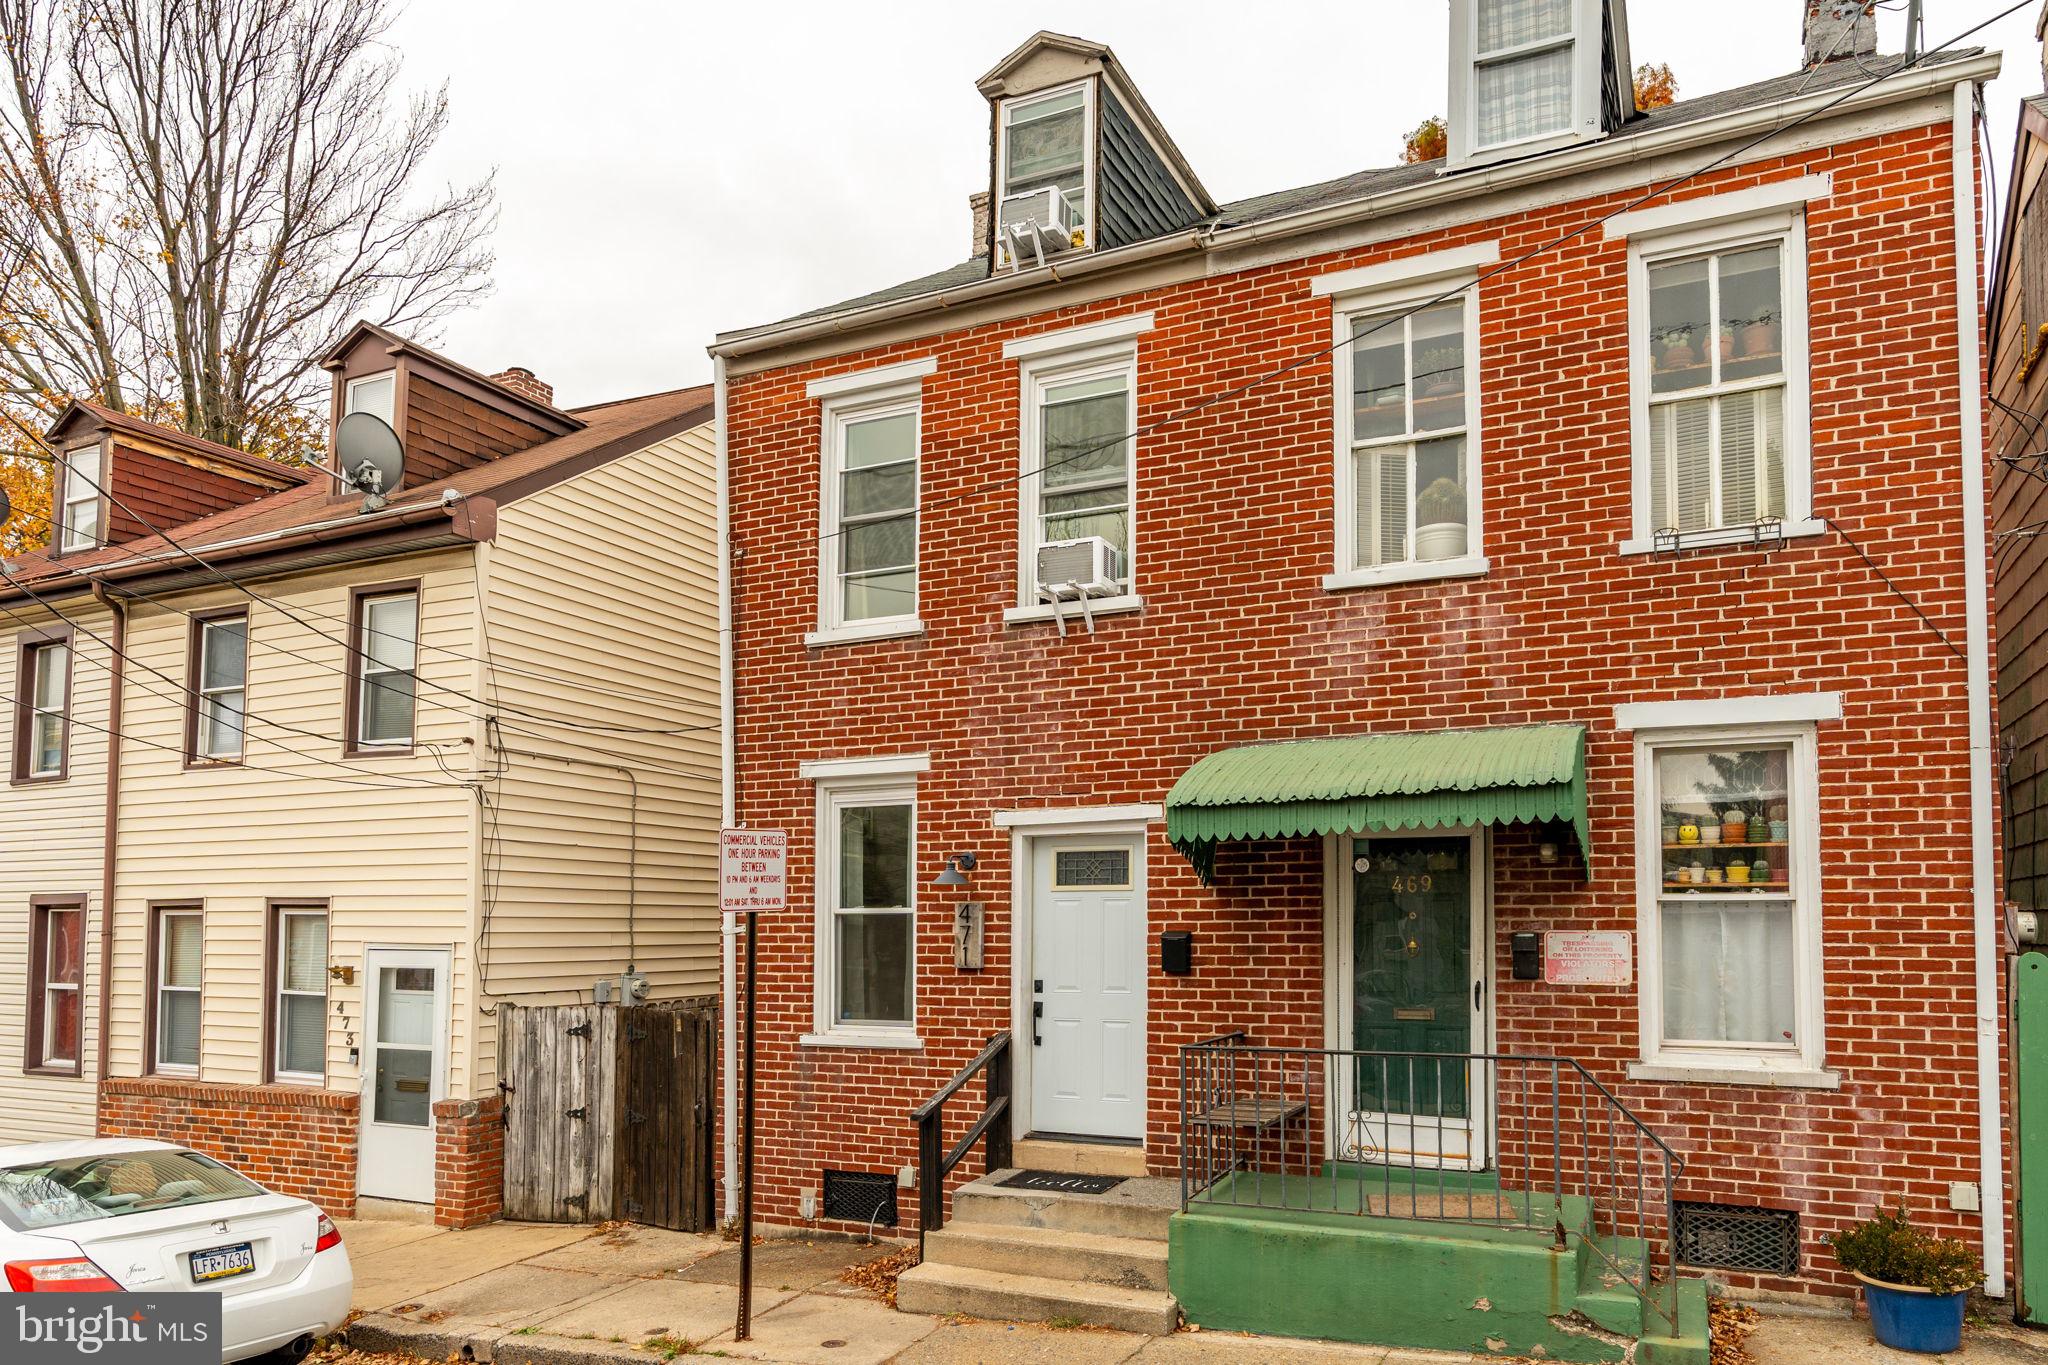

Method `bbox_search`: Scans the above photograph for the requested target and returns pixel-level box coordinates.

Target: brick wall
[432,1095,505,1229]
[724,118,2004,1299]
[99,1077,359,1216]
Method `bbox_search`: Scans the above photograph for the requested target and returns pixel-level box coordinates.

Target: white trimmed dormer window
[58,444,101,552]
[995,83,1093,267]
[1449,0,1612,169]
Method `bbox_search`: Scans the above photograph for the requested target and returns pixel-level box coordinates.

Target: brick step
[922,1221,1170,1291]
[950,1172,1179,1241]
[895,1260,1180,1334]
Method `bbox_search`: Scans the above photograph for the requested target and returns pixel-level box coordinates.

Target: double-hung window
[813,780,916,1040]
[190,612,248,763]
[997,84,1090,262]
[1018,348,1137,605]
[1625,202,1813,552]
[59,445,102,552]
[28,898,84,1072]
[272,907,327,1082]
[1631,716,1827,1082]
[1450,0,1602,167]
[823,397,918,632]
[350,588,418,751]
[153,908,202,1074]
[346,372,397,428]
[15,636,70,781]
[1340,298,1482,579]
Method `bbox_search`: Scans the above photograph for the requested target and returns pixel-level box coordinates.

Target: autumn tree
[1398,64,1679,162]
[0,0,495,549]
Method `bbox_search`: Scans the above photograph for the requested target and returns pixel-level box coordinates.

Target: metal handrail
[911,1031,1012,1254]
[1178,1036,1684,1335]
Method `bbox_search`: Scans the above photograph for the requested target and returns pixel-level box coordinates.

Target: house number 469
[1389,874,1433,893]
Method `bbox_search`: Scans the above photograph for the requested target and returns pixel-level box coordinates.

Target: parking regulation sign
[720,828,788,915]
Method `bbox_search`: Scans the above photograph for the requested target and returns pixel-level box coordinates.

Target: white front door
[357,947,450,1204]
[1029,836,1146,1141]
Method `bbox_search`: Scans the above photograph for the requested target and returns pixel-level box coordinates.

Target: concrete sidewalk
[333,1216,2048,1365]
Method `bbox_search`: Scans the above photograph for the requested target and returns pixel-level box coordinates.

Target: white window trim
[1002,313,1154,361]
[993,803,1164,830]
[995,79,1096,257]
[799,752,930,781]
[154,910,201,1077]
[810,382,923,647]
[1326,270,1488,590]
[1615,692,1843,731]
[353,590,417,749]
[1630,720,1834,1084]
[345,372,397,426]
[1310,242,1501,299]
[58,443,101,553]
[273,908,327,1085]
[805,356,937,401]
[39,905,80,1068]
[1624,209,1813,552]
[195,615,247,762]
[1603,176,1832,242]
[809,776,920,1047]
[1448,0,1607,170]
[1014,340,1140,612]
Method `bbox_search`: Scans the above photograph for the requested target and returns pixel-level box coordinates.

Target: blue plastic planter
[1857,1274,1968,1354]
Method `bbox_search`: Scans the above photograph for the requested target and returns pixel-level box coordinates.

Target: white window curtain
[1473,0,1574,147]
[357,594,418,745]
[834,409,918,624]
[158,914,202,1069]
[276,913,327,1077]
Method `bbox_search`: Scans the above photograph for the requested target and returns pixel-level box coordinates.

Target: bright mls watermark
[8,1294,219,1364]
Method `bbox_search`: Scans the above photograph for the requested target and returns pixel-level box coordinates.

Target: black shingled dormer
[977,32,1215,271]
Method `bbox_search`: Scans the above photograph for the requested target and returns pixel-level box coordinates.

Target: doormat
[997,1169,1125,1195]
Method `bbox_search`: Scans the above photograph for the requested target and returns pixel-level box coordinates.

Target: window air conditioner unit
[1036,535,1123,601]
[997,186,1082,270]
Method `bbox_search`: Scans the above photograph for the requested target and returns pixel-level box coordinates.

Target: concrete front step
[923,1220,1170,1291]
[896,1260,1181,1334]
[950,1171,1180,1241]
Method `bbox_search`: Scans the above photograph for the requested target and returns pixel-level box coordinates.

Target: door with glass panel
[1029,837,1146,1141]
[1338,833,1486,1169]
[356,948,448,1203]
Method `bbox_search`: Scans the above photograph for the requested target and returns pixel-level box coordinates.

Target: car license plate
[189,1242,254,1282]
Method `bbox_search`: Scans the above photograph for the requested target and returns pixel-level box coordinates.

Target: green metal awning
[1165,724,1590,884]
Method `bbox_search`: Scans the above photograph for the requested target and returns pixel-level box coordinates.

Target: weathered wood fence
[499,1001,716,1230]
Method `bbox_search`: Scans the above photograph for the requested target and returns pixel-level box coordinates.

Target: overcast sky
[383,1,2040,409]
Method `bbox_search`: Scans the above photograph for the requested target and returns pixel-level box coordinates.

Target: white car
[0,1137,353,1363]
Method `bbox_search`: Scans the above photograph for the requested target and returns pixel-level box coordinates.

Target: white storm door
[1029,837,1146,1140]
[357,947,450,1203]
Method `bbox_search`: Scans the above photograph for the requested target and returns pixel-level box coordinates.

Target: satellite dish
[334,412,404,509]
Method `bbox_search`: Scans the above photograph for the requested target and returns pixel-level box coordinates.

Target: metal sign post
[720,829,787,1345]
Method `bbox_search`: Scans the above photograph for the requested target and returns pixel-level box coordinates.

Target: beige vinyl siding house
[0,600,114,1143]
[55,332,722,1224]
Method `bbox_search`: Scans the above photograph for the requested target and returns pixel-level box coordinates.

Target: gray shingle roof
[753,48,1984,336]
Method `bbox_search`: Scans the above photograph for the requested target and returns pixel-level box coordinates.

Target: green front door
[1351,835,1475,1142]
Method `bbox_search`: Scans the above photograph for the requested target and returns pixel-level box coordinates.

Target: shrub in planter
[1413,477,1468,560]
[1823,1205,1980,1353]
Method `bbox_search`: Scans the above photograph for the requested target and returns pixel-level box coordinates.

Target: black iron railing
[1179,1036,1683,1334]
[911,1031,1012,1253]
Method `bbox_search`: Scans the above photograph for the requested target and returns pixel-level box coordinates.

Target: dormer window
[58,445,101,552]
[995,83,1092,266]
[346,372,397,428]
[1449,0,1622,169]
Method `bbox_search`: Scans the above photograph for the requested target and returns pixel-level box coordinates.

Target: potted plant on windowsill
[1823,1205,1981,1353]
[1418,346,1463,398]
[1413,477,1468,561]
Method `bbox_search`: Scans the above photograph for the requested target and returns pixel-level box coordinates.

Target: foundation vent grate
[821,1168,898,1227]
[1674,1200,1800,1276]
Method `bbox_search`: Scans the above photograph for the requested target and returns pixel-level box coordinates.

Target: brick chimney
[1803,0,1876,67]
[970,191,992,259]
[491,366,555,407]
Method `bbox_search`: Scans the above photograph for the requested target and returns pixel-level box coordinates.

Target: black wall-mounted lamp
[933,852,978,887]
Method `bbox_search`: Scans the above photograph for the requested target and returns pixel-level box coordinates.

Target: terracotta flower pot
[1741,320,1781,356]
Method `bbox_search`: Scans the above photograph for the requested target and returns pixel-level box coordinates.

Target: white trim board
[805,356,937,400]
[1613,693,1842,731]
[1310,241,1502,298]
[1603,175,1832,241]
[992,804,1163,830]
[1002,312,1155,360]
[797,752,932,780]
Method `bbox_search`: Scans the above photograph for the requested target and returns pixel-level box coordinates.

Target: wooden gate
[500,1001,715,1230]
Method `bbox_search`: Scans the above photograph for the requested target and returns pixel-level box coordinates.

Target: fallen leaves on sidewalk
[839,1243,919,1307]
[1710,1298,1762,1365]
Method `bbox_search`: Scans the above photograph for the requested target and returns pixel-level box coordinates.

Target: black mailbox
[1161,930,1193,976]
[1512,931,1543,981]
